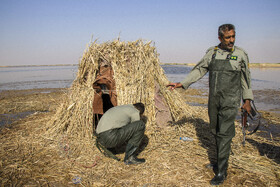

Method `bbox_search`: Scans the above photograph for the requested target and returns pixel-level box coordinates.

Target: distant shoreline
[161,63,280,68]
[0,64,78,68]
[1,63,280,68]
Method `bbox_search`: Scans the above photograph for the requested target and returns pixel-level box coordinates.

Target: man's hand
[166,82,183,90]
[242,99,251,114]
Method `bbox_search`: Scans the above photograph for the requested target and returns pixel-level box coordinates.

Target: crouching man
[95,103,146,165]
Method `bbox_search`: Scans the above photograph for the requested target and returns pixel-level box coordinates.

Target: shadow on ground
[171,117,217,165]
[246,138,280,164]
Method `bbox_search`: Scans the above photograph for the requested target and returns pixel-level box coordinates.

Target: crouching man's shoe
[124,155,145,165]
[210,173,227,186]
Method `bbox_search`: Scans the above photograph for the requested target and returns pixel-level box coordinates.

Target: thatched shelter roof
[46,39,198,148]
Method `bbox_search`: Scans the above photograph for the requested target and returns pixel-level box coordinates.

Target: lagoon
[1,65,280,91]
[0,66,77,90]
[0,65,279,113]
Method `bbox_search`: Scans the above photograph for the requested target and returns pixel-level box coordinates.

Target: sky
[0,0,280,66]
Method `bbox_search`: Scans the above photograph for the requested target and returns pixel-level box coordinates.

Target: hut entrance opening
[92,62,117,128]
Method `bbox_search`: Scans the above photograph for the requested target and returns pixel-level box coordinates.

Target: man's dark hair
[218,24,235,37]
[133,102,145,115]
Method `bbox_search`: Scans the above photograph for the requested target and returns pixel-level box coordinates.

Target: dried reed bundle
[45,39,194,157]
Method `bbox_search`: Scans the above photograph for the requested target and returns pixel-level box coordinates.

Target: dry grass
[1,107,279,186]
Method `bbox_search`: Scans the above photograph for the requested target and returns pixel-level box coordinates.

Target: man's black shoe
[210,173,227,185]
[124,155,145,165]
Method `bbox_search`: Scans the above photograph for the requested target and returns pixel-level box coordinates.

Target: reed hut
[46,39,195,158]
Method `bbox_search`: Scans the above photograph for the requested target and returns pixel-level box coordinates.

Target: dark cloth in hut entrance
[92,64,117,114]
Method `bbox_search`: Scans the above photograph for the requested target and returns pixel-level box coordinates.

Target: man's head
[218,24,236,51]
[133,102,145,115]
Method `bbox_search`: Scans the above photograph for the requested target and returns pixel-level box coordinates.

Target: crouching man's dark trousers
[97,120,145,149]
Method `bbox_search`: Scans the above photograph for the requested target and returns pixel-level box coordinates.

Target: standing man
[167,24,253,185]
[96,103,146,165]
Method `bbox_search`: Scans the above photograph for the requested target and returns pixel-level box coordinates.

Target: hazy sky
[1,0,280,66]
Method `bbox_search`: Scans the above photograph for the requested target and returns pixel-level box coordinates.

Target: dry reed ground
[0,88,279,186]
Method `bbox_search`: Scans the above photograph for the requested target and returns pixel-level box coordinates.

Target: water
[250,68,280,90]
[1,65,279,91]
[0,111,34,126]
[163,65,209,89]
[0,65,77,90]
[0,65,279,113]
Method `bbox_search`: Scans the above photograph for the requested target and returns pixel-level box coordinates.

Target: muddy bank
[1,88,279,138]
[0,88,67,126]
[179,88,280,122]
[178,88,280,142]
